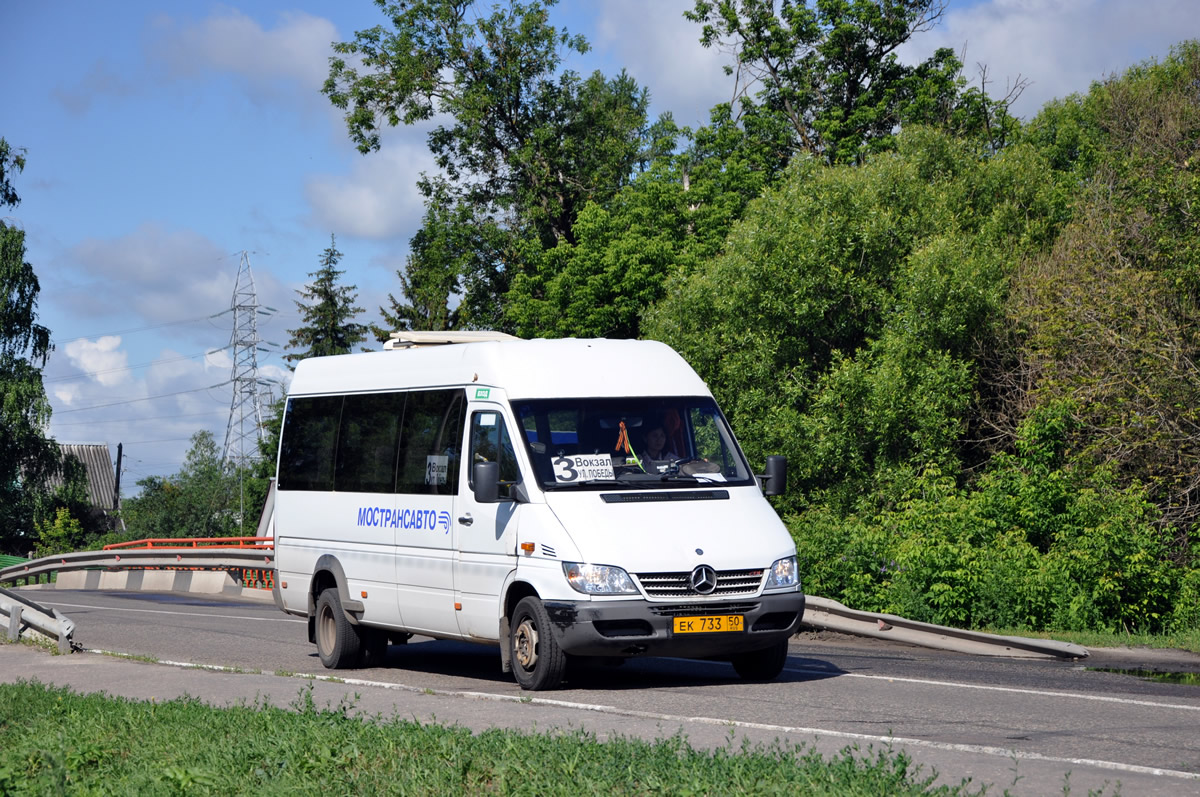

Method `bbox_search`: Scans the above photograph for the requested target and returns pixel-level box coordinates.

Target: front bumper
[542,592,805,659]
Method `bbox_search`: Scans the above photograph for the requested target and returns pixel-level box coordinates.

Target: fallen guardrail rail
[0,545,274,588]
[2,585,76,653]
[802,595,1089,659]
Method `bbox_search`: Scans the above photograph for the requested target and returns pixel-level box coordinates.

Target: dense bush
[647,46,1200,635]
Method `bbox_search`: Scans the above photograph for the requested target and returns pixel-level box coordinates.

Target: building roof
[48,443,117,510]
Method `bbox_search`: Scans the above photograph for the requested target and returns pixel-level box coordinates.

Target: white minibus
[272,333,804,690]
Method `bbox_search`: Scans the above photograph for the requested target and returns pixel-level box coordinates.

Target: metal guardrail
[102,536,274,551]
[3,530,1086,660]
[802,595,1089,659]
[0,547,275,587]
[2,585,76,653]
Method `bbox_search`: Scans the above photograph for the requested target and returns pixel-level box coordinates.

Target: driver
[643,425,678,463]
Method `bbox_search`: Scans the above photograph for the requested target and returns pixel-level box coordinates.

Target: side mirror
[473,461,500,503]
[761,455,787,497]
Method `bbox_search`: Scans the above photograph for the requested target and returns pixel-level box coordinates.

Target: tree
[644,127,1066,512]
[991,41,1200,537]
[285,235,366,363]
[370,185,478,337]
[326,0,652,328]
[0,138,61,554]
[121,431,240,539]
[506,107,780,339]
[239,396,285,535]
[686,0,1000,164]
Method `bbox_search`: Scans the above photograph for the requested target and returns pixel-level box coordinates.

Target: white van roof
[288,338,711,399]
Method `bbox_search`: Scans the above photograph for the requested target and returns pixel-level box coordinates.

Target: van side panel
[276,491,403,627]
[391,494,458,635]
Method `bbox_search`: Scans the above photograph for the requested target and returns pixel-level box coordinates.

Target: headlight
[765,555,799,590]
[562,562,639,595]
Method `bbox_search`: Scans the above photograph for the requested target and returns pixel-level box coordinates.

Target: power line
[44,348,229,383]
[51,410,228,427]
[51,310,231,346]
[53,382,231,413]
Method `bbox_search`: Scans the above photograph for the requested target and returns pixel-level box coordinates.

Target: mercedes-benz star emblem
[690,565,718,595]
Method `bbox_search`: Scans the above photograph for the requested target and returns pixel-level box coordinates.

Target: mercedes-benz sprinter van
[272,333,804,690]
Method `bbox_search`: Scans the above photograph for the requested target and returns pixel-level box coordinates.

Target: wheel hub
[317,605,333,653]
[514,618,538,670]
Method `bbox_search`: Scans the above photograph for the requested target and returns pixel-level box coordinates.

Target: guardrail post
[7,604,21,641]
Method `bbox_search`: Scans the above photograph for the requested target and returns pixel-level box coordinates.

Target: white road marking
[88,651,1200,784]
[41,600,305,624]
[782,663,1200,712]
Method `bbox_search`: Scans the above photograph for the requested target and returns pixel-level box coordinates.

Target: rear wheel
[315,589,363,669]
[731,639,789,681]
[509,596,567,690]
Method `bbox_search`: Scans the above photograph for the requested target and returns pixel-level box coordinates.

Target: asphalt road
[6,587,1200,795]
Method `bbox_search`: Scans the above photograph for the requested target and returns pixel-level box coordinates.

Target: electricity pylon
[221,251,272,470]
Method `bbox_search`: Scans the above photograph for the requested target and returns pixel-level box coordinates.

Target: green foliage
[285,235,366,363]
[0,681,977,796]
[239,397,285,535]
[793,450,1178,634]
[998,41,1200,535]
[33,508,84,558]
[30,453,111,549]
[0,138,60,555]
[507,108,774,339]
[121,431,242,539]
[328,0,652,329]
[686,0,1008,164]
[647,128,1066,511]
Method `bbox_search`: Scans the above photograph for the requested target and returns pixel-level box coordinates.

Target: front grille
[634,568,765,599]
[648,602,759,617]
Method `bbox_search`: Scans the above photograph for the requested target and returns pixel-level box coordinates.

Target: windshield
[513,396,754,490]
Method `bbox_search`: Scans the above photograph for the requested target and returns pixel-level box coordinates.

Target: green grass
[984,626,1200,655]
[0,680,986,796]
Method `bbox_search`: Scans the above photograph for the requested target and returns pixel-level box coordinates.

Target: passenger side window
[469,411,521,496]
[335,392,404,493]
[277,396,343,491]
[397,389,466,494]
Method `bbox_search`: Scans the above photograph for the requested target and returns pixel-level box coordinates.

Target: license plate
[672,615,744,634]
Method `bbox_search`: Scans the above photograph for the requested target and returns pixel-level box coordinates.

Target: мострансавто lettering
[356,507,451,532]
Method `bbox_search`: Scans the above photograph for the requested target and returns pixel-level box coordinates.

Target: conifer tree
[285,234,366,364]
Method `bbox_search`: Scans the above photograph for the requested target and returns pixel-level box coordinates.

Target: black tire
[509,596,567,690]
[315,589,363,669]
[731,639,789,681]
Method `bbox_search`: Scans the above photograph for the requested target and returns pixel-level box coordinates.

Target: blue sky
[2,0,1196,489]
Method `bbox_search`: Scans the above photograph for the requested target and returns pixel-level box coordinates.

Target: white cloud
[149,8,338,107]
[306,136,434,240]
[204,347,233,372]
[62,224,234,330]
[52,383,83,407]
[63,336,130,387]
[54,59,137,115]
[592,0,730,128]
[905,0,1199,119]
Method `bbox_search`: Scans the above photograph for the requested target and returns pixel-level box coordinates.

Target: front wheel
[509,596,567,690]
[731,639,789,681]
[315,589,363,669]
